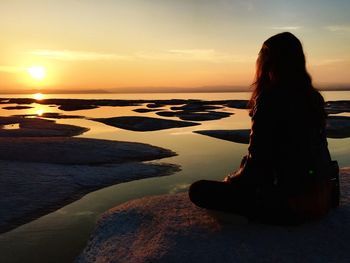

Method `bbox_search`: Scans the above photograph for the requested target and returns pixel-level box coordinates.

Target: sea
[0,91,349,263]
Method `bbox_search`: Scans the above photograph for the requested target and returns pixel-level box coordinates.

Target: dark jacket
[242,87,331,195]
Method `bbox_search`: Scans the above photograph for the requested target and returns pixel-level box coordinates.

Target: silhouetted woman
[189,32,339,225]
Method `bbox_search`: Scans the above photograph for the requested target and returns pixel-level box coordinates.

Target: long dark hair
[249,32,318,112]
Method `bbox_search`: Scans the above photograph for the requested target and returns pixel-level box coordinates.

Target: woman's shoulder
[272,85,324,107]
[310,88,325,106]
[250,85,325,118]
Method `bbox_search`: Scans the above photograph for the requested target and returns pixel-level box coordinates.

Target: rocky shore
[77,168,350,263]
[0,116,180,234]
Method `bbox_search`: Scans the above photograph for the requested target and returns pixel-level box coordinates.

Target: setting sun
[27,66,46,81]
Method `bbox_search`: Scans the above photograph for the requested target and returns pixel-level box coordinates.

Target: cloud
[136,49,251,63]
[325,25,350,32]
[28,48,252,63]
[28,49,131,61]
[270,26,301,31]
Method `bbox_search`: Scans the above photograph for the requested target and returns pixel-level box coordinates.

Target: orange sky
[0,0,349,93]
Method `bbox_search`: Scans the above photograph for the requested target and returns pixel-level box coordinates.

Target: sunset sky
[0,0,349,93]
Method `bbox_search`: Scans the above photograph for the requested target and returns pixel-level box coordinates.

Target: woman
[189,32,338,225]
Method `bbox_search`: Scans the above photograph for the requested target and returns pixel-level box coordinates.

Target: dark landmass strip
[93,116,200,131]
[77,168,350,263]
[0,98,250,111]
[193,116,350,143]
[13,112,84,119]
[325,100,350,114]
[146,103,164,108]
[2,105,33,110]
[0,116,88,137]
[2,98,350,116]
[0,137,176,164]
[223,100,250,109]
[157,110,233,121]
[326,116,350,138]
[0,137,180,234]
[170,104,224,111]
[0,99,10,104]
[194,129,250,144]
[152,100,234,121]
[133,108,160,113]
[58,104,99,111]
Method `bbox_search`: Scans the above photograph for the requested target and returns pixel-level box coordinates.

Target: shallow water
[0,91,349,263]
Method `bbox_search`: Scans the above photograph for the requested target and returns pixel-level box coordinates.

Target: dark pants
[189,179,296,225]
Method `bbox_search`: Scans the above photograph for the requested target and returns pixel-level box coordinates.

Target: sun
[27,66,46,81]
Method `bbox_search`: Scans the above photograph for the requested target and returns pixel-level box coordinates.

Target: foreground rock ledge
[0,137,179,233]
[78,168,350,263]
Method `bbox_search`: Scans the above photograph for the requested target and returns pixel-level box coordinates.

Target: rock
[170,104,224,111]
[0,137,177,164]
[92,116,200,131]
[0,160,179,234]
[7,98,35,104]
[0,137,179,233]
[77,168,350,263]
[326,116,350,138]
[40,112,84,119]
[177,111,232,121]
[193,118,350,143]
[14,112,84,119]
[325,101,350,114]
[0,117,88,137]
[1,98,249,111]
[152,99,189,106]
[194,129,250,144]
[154,102,232,121]
[58,104,99,111]
[146,103,164,108]
[3,98,185,109]
[156,111,232,121]
[0,99,10,104]
[43,99,141,108]
[133,108,160,113]
[156,111,178,117]
[2,105,33,110]
[224,100,249,109]
[3,98,349,115]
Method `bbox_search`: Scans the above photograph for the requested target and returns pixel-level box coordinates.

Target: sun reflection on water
[33,93,44,100]
[3,123,20,130]
[36,109,44,116]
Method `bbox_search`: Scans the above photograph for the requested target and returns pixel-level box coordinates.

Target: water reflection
[36,109,44,116]
[2,123,20,130]
[33,93,44,100]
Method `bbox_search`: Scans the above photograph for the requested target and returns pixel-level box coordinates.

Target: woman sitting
[189,32,339,225]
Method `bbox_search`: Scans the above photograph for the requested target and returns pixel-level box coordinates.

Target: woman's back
[189,32,337,225]
[249,86,330,192]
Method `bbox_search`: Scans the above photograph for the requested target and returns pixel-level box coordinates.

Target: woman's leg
[188,180,255,217]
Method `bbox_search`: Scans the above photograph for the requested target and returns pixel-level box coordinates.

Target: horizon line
[0,85,350,94]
